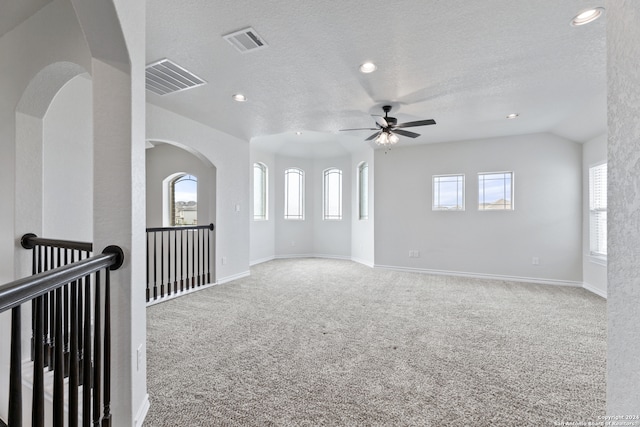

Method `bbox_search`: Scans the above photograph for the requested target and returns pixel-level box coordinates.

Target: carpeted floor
[144,258,606,427]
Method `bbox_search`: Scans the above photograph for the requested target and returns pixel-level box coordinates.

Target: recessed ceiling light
[296,131,302,135]
[232,93,247,102]
[506,113,519,119]
[359,62,377,73]
[571,7,604,26]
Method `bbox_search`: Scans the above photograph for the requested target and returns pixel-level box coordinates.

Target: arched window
[323,168,342,220]
[358,162,368,220]
[170,174,198,225]
[284,168,304,220]
[253,162,268,220]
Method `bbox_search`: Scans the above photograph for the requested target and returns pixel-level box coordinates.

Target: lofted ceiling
[146,0,606,157]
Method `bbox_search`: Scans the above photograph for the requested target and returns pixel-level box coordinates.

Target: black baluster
[69,280,79,427]
[83,274,92,426]
[64,250,71,378]
[191,229,195,288]
[173,229,178,294]
[102,269,112,427]
[167,230,172,296]
[160,230,165,298]
[146,232,150,302]
[180,229,185,292]
[78,273,85,387]
[53,287,64,426]
[207,225,212,284]
[153,231,158,300]
[8,306,22,427]
[93,271,102,427]
[32,296,44,427]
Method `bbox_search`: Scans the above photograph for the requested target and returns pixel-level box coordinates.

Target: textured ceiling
[146,0,606,157]
[0,0,51,37]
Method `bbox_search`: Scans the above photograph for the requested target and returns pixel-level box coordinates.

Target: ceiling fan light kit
[340,105,436,151]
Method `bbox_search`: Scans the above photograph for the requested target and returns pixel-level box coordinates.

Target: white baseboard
[373,264,583,288]
[583,282,607,298]
[134,394,150,427]
[217,270,250,285]
[146,282,218,307]
[250,256,275,266]
[351,257,375,268]
[275,253,351,261]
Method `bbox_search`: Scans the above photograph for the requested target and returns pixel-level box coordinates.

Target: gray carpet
[144,258,606,427]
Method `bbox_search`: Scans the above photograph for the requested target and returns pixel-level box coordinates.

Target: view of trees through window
[171,174,198,225]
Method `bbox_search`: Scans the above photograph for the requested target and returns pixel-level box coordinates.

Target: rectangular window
[284,168,304,220]
[478,172,513,210]
[358,163,369,220]
[433,174,464,211]
[589,163,607,257]
[253,163,268,220]
[323,168,342,220]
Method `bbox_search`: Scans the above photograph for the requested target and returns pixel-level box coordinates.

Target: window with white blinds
[284,168,305,220]
[589,163,607,257]
[433,174,465,210]
[253,163,268,220]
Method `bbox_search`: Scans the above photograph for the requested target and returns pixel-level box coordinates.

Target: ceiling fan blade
[373,115,388,128]
[339,128,378,131]
[393,129,420,138]
[365,132,380,141]
[395,119,436,128]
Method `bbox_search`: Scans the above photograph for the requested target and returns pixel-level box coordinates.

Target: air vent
[223,27,268,53]
[145,59,206,96]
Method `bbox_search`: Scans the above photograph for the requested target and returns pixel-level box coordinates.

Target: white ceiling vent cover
[223,27,268,53]
[145,59,206,96]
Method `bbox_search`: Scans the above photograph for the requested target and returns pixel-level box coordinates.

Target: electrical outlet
[409,250,420,258]
[532,257,540,265]
[221,256,227,265]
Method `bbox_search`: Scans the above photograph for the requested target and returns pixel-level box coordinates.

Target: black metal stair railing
[146,223,214,303]
[0,234,124,427]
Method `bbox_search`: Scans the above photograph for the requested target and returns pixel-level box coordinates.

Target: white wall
[250,149,276,264]
[374,133,583,284]
[43,75,93,242]
[312,156,351,258]
[146,143,216,228]
[146,104,250,283]
[0,0,92,420]
[582,133,607,297]
[274,156,315,256]
[271,154,352,259]
[351,147,375,266]
[606,0,640,413]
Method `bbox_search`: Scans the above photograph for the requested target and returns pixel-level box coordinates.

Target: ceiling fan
[340,105,436,147]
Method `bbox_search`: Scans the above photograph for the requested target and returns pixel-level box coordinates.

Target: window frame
[253,162,268,221]
[169,173,198,226]
[358,162,369,220]
[589,162,607,259]
[323,167,343,221]
[478,171,514,211]
[432,173,465,211]
[284,167,305,220]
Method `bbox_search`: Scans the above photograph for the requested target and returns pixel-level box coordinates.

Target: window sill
[588,255,607,267]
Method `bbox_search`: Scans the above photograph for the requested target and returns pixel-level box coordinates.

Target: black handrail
[0,248,122,313]
[1,240,123,427]
[20,233,93,252]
